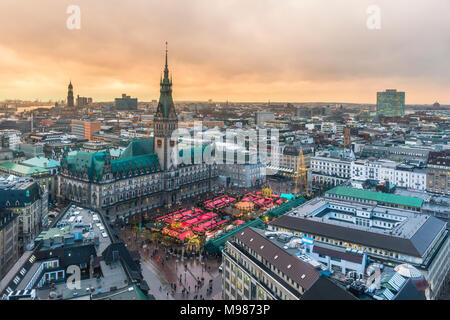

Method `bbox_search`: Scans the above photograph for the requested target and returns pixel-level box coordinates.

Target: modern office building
[268,190,449,299]
[376,89,405,118]
[71,120,102,141]
[115,94,138,111]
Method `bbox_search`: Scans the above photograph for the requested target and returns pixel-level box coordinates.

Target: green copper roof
[325,187,423,208]
[0,162,49,176]
[155,43,177,119]
[62,139,160,182]
[112,154,160,178]
[64,151,108,182]
[119,138,154,159]
[21,157,60,169]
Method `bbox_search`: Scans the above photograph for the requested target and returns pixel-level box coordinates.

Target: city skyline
[0,0,449,103]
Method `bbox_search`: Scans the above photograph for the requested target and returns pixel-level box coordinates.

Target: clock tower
[153,42,178,171]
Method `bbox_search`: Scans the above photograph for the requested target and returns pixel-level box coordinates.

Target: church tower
[153,42,178,171]
[67,81,74,108]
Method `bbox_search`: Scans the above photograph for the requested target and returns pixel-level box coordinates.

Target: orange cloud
[0,0,449,103]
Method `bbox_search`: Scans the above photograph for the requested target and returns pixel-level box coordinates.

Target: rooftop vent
[301,274,306,279]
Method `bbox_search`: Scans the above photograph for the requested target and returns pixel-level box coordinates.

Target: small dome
[394,264,423,279]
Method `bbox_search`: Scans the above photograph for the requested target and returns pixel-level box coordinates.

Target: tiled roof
[233,227,320,290]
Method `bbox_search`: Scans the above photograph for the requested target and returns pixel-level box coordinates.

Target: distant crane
[294,148,308,196]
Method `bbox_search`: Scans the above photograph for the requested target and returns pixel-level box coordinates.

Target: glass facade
[377,89,405,117]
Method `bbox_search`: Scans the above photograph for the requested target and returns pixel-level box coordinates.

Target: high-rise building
[67,81,74,108]
[115,94,138,111]
[376,89,405,118]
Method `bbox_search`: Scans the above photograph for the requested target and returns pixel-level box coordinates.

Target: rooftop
[326,186,423,208]
[270,197,447,257]
[0,162,49,176]
[232,227,321,291]
[21,156,60,169]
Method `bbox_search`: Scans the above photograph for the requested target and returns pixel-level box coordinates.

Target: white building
[0,130,22,149]
[352,160,427,191]
[310,156,352,187]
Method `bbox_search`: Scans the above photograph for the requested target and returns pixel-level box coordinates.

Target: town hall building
[58,45,219,222]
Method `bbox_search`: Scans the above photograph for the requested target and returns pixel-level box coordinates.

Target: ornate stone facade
[58,46,218,222]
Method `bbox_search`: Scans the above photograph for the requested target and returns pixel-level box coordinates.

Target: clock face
[170,140,175,147]
[157,139,162,147]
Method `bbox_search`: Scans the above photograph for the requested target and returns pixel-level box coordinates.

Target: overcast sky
[0,0,449,103]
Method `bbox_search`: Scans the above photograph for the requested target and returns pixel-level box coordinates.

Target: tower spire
[164,41,169,80]
[165,41,168,68]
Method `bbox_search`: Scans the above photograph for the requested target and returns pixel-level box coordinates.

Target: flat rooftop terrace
[287,197,430,239]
